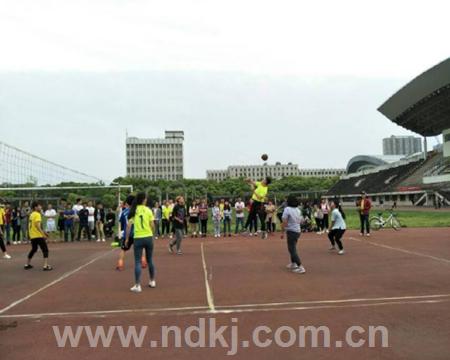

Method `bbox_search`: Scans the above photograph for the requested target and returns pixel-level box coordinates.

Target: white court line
[0,249,115,315]
[1,294,449,319]
[201,242,216,312]
[349,236,450,264]
[211,298,450,315]
[0,305,209,319]
[215,293,450,309]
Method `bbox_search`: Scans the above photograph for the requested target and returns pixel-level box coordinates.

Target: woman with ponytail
[125,192,156,293]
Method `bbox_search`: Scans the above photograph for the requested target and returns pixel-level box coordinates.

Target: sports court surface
[1,228,449,359]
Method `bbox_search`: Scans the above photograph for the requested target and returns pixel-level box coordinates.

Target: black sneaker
[24,264,33,270]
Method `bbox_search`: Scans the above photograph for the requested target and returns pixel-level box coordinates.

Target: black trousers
[360,214,370,234]
[322,214,329,229]
[200,219,208,234]
[315,218,323,231]
[77,223,91,241]
[28,238,49,259]
[246,201,266,232]
[0,234,6,253]
[12,225,21,242]
[161,219,171,235]
[328,229,345,250]
[287,231,301,266]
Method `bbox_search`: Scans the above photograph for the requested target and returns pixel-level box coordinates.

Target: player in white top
[87,201,96,239]
[44,204,57,233]
[234,198,246,234]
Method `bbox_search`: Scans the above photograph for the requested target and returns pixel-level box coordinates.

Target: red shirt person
[356,192,372,236]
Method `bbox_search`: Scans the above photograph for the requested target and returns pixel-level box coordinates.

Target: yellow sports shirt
[131,205,154,238]
[252,181,268,202]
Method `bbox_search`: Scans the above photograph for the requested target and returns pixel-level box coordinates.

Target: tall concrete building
[126,131,184,180]
[382,135,422,156]
[207,163,345,181]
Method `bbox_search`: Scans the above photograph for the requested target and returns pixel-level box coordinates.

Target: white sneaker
[96,239,101,242]
[3,254,11,259]
[286,263,299,269]
[338,250,345,255]
[102,239,106,242]
[292,265,306,274]
[149,280,156,288]
[130,284,142,293]
[13,241,17,245]
[366,233,371,237]
[329,246,336,251]
[249,233,253,237]
[254,232,258,237]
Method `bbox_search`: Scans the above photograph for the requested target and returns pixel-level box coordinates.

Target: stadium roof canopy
[346,155,404,174]
[378,58,450,136]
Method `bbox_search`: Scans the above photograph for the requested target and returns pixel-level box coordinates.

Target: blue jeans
[223,217,231,234]
[4,224,11,243]
[133,237,155,284]
[235,217,245,233]
[213,220,221,236]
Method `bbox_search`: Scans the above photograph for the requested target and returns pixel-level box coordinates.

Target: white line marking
[0,249,115,315]
[211,298,450,315]
[349,237,450,264]
[0,305,209,319]
[1,295,449,319]
[200,242,215,312]
[215,293,450,309]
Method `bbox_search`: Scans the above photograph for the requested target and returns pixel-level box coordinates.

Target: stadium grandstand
[328,58,450,207]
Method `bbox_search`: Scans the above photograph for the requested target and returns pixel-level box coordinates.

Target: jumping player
[245,177,272,239]
[24,201,52,271]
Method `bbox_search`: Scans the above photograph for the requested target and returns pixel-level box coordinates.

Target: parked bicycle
[370,211,401,231]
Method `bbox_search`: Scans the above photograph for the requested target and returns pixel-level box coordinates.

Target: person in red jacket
[356,191,372,236]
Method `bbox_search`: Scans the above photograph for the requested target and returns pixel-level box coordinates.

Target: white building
[126,131,184,180]
[298,168,346,177]
[207,163,345,181]
[383,135,422,156]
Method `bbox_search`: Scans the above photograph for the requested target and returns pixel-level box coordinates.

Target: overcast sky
[0,0,448,180]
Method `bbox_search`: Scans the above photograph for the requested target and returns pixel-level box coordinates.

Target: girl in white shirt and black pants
[328,200,346,255]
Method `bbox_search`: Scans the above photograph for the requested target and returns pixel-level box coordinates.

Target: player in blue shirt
[116,195,135,271]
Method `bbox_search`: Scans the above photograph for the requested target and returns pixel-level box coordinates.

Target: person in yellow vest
[245,177,272,239]
[161,200,172,238]
[24,201,52,270]
[125,192,156,293]
[0,202,11,259]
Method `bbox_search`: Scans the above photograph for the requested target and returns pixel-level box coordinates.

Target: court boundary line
[349,236,450,264]
[201,242,216,312]
[1,293,449,319]
[0,249,116,315]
